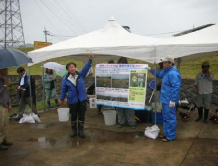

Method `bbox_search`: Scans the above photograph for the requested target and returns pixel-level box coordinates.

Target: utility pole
[43,27,50,42]
[42,27,50,111]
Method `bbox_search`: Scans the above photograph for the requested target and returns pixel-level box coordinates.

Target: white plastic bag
[31,113,41,122]
[19,114,35,124]
[144,125,160,140]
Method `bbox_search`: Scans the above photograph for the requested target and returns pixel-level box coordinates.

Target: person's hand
[17,86,22,91]
[4,80,10,87]
[8,105,12,113]
[60,101,64,106]
[169,101,175,108]
[145,66,151,70]
[89,53,94,61]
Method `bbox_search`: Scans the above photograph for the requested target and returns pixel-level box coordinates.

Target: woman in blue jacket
[147,56,181,142]
[60,54,93,138]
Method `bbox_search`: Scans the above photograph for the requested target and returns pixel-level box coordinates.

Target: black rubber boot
[97,105,102,115]
[55,99,60,107]
[0,143,8,150]
[70,121,77,137]
[3,140,13,146]
[195,107,203,121]
[204,109,209,123]
[47,101,53,108]
[78,121,85,138]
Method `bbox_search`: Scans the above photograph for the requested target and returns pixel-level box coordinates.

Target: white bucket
[57,108,69,122]
[103,110,117,126]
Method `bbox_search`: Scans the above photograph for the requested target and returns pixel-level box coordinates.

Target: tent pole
[42,62,45,111]
[154,62,157,125]
[28,66,33,112]
[178,58,181,72]
[175,58,181,72]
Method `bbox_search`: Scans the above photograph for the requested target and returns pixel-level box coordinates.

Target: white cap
[160,56,174,63]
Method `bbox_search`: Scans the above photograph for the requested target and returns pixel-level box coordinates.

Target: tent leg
[28,66,33,112]
[154,62,157,125]
[176,58,181,72]
[42,62,45,112]
[178,61,181,72]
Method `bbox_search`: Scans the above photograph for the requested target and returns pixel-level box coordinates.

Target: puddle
[30,123,61,129]
[27,136,70,149]
[26,129,145,149]
[84,129,144,144]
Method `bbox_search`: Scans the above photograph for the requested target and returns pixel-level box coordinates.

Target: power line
[44,0,82,35]
[61,0,87,32]
[40,0,78,35]
[44,0,74,26]
[42,0,76,32]
[53,0,86,33]
[34,0,62,36]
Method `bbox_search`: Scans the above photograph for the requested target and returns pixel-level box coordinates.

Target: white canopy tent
[27,16,218,123]
[28,16,160,65]
[155,24,218,63]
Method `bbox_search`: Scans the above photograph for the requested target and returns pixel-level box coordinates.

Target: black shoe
[78,121,85,138]
[47,101,53,108]
[195,117,202,121]
[0,144,8,150]
[204,109,209,124]
[70,121,77,137]
[3,140,13,146]
[97,111,103,115]
[196,107,203,121]
[55,99,60,107]
[14,115,21,121]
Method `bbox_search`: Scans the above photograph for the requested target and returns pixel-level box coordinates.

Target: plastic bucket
[103,110,117,126]
[57,108,69,122]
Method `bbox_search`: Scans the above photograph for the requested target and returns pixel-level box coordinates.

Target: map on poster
[95,64,148,110]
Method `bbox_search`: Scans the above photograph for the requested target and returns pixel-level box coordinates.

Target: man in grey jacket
[0,68,13,150]
[194,61,213,123]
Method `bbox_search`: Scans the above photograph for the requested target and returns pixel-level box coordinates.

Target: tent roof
[28,16,160,66]
[156,24,218,63]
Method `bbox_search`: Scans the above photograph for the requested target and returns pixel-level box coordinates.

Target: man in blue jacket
[60,54,93,138]
[147,57,181,142]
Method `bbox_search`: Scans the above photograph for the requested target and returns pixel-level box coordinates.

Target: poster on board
[95,64,148,110]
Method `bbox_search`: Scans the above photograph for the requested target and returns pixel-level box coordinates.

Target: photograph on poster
[96,74,111,87]
[112,74,129,89]
[130,72,146,88]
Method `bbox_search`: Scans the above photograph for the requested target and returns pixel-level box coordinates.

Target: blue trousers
[162,103,177,140]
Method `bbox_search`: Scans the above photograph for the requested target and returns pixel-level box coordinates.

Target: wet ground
[0,107,218,166]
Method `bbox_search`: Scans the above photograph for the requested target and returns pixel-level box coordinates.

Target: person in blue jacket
[60,54,93,138]
[147,56,181,142]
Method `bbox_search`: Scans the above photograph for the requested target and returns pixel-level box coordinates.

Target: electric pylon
[0,0,25,48]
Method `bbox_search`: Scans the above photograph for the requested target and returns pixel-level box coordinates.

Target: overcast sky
[20,0,218,44]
